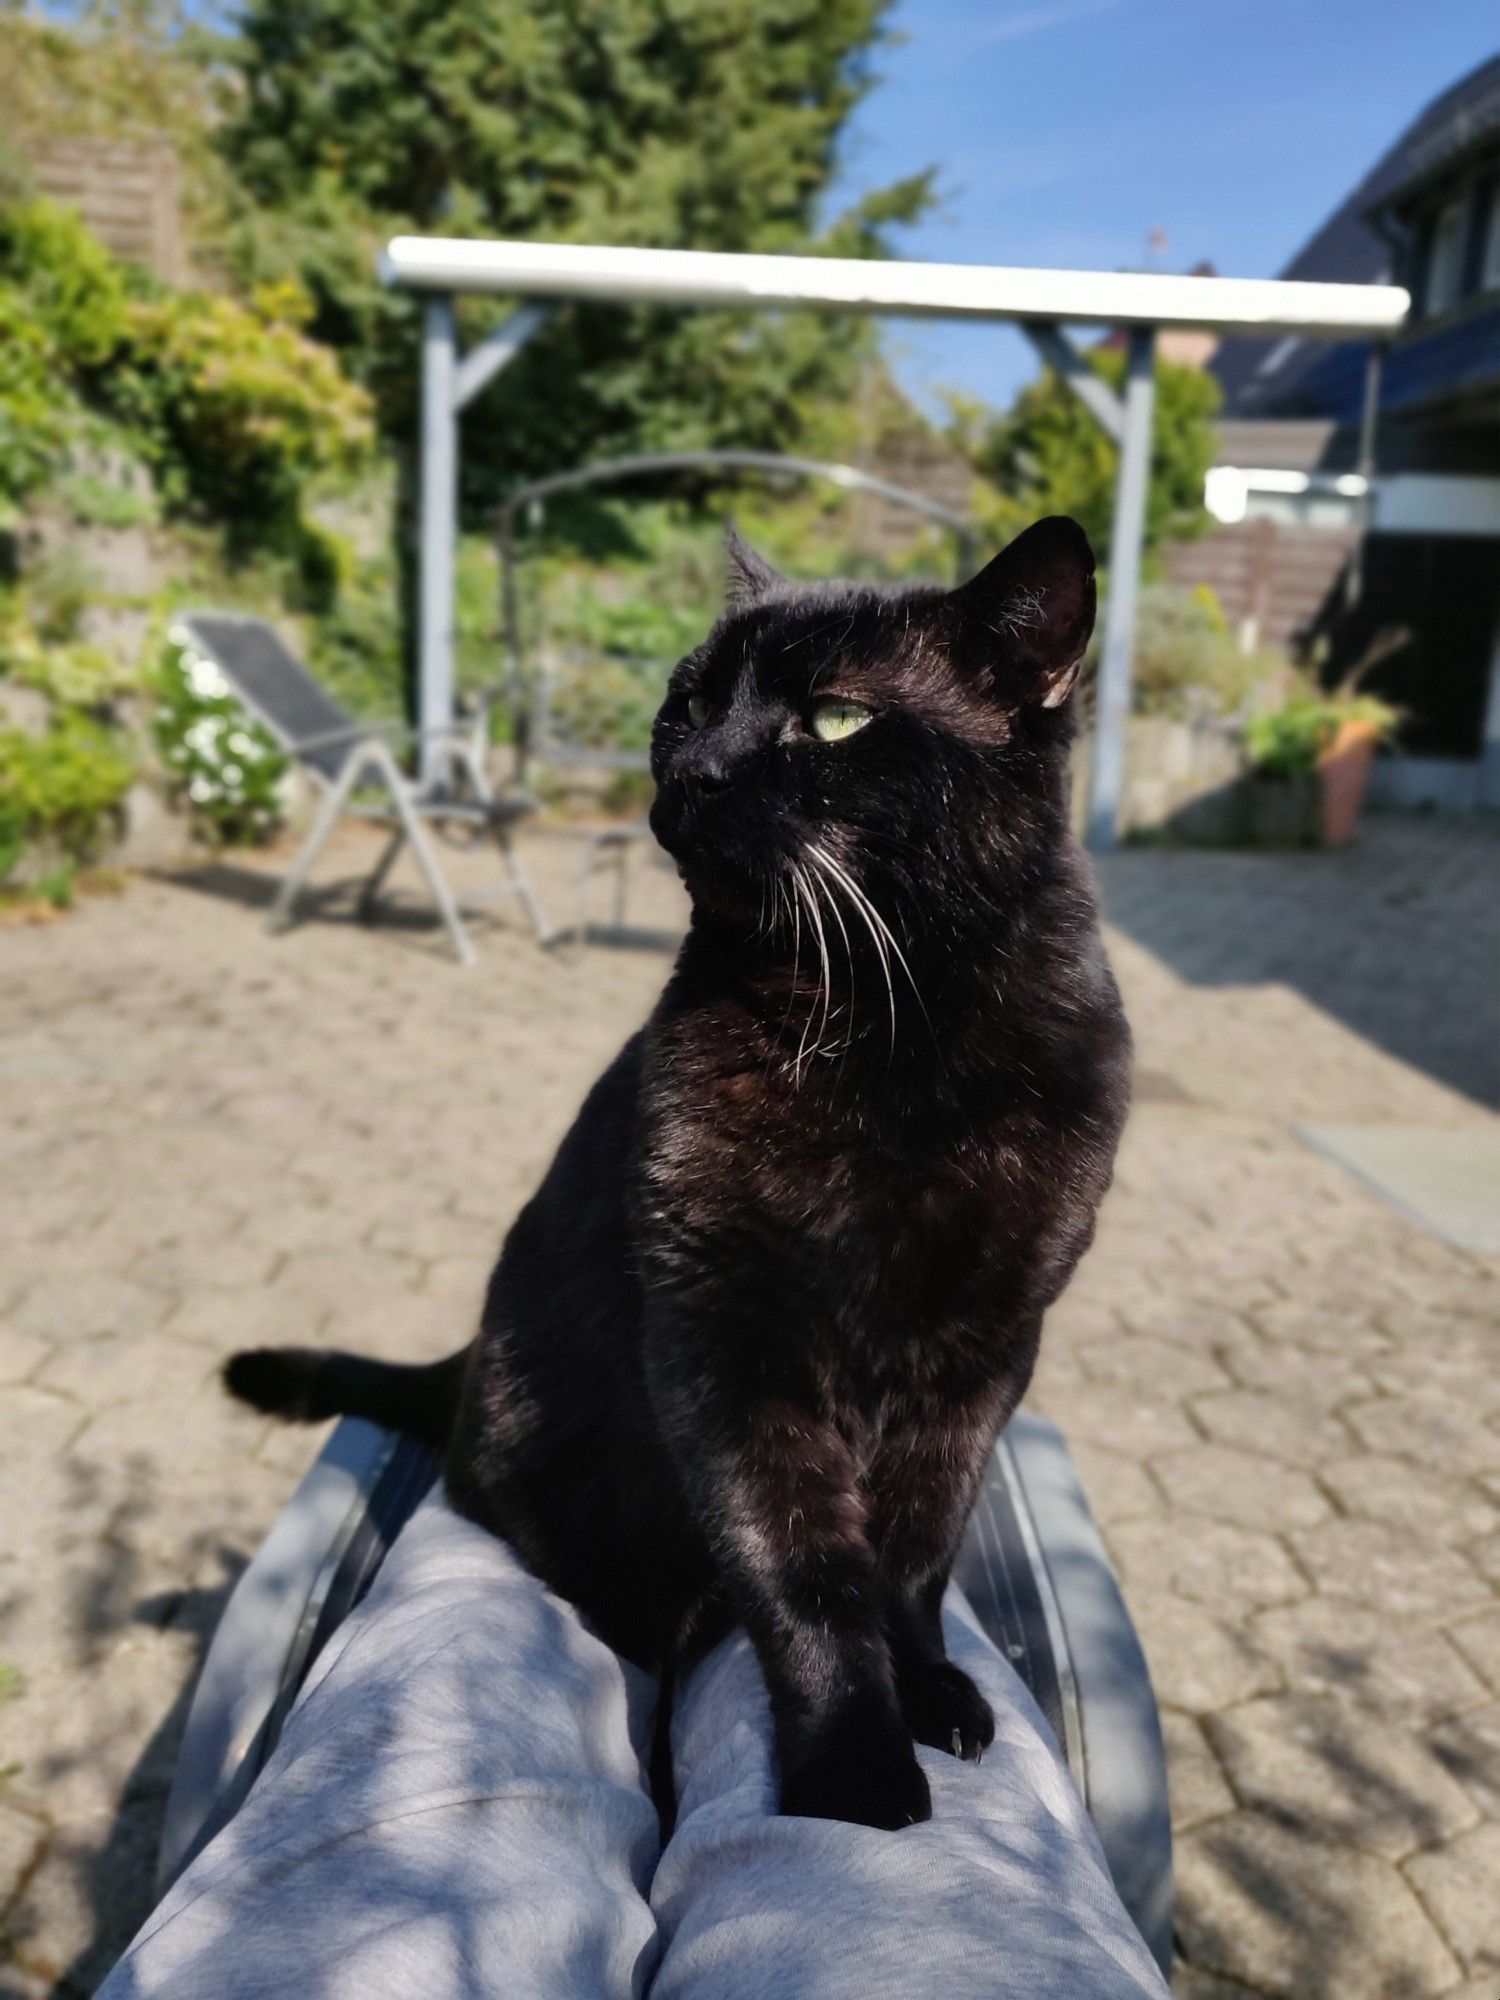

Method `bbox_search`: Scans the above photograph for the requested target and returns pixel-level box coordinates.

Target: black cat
[227,515,1131,1832]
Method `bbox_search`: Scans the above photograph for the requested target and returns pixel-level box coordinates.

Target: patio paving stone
[0,812,1494,1995]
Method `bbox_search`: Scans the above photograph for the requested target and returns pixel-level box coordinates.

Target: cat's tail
[223,1344,468,1448]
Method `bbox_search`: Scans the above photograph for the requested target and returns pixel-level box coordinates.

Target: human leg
[649,1585,1169,2000]
[100,1492,662,2000]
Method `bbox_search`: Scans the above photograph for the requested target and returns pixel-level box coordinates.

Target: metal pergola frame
[380,236,1408,849]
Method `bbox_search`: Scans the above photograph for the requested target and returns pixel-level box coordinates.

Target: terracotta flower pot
[1317,718,1382,846]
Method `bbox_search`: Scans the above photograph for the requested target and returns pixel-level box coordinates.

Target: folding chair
[173,616,552,965]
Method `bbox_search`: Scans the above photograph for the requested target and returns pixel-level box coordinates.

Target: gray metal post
[419,296,459,787]
[1343,342,1383,614]
[1480,595,1500,810]
[1086,326,1156,854]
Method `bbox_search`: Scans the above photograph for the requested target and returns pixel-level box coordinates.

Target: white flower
[228,732,255,756]
[188,778,213,803]
[185,720,222,754]
[185,656,229,699]
[222,764,243,785]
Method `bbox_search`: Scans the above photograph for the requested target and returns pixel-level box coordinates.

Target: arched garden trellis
[495,445,980,766]
[379,236,1408,849]
[495,447,979,939]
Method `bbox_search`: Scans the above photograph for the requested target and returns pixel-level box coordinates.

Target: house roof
[1214,55,1500,423]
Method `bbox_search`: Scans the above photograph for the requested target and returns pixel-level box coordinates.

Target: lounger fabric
[100,1493,1169,1999]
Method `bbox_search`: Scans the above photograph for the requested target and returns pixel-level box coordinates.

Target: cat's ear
[724,524,784,606]
[948,516,1096,707]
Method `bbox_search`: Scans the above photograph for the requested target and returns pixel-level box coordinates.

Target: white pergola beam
[382,236,1408,340]
[385,234,1410,848]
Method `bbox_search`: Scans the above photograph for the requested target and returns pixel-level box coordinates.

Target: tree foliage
[219,0,932,493]
[960,347,1221,558]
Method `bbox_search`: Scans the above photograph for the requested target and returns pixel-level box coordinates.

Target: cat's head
[648,515,1095,931]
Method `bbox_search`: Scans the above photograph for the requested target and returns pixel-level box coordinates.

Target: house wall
[1163,519,1358,654]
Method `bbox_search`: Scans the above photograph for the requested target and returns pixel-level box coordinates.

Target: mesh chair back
[179,615,355,782]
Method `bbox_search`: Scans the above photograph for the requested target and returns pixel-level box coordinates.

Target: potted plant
[1242,697,1326,847]
[1242,689,1398,848]
[1314,692,1398,845]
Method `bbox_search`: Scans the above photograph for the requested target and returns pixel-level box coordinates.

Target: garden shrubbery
[0,185,377,891]
[0,711,134,889]
[0,194,374,541]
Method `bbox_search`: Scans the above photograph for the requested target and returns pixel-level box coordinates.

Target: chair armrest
[372,722,486,747]
[288,720,477,757]
[285,722,378,756]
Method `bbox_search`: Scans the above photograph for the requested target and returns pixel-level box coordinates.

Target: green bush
[0,198,128,364]
[1128,582,1290,722]
[963,350,1222,557]
[0,200,127,515]
[0,284,77,513]
[154,631,289,845]
[0,712,134,880]
[111,289,375,542]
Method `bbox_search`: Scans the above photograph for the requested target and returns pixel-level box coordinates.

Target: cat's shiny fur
[227,515,1131,1831]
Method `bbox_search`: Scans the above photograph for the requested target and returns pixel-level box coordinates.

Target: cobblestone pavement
[0,814,1496,1996]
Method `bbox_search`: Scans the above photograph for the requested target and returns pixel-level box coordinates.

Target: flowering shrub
[114,292,375,539]
[154,630,289,845]
[0,193,375,551]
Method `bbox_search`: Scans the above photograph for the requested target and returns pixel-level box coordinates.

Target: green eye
[809,698,872,743]
[687,694,711,728]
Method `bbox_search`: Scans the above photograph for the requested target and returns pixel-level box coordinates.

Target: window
[1483,187,1500,293]
[1424,197,1467,314]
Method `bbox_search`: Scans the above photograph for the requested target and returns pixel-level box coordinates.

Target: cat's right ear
[947,516,1096,707]
[725,525,784,607]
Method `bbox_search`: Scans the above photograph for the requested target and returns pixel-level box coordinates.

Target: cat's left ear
[947,516,1096,707]
[724,524,785,607]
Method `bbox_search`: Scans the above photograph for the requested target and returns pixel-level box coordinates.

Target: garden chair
[528,639,674,948]
[173,615,551,965]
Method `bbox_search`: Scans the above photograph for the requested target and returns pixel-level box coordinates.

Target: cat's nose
[685,762,732,794]
[679,744,735,793]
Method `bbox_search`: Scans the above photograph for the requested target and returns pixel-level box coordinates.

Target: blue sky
[832,0,1499,414]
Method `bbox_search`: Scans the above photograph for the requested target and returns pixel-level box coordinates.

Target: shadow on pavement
[153,862,524,960]
[1098,815,1500,1109]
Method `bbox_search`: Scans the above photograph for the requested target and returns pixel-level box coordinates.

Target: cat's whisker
[806,840,930,1056]
[775,868,805,1051]
[807,845,894,1054]
[806,856,862,1077]
[808,858,856,1030]
[806,867,836,1048]
[819,845,933,1043]
[791,861,832,1085]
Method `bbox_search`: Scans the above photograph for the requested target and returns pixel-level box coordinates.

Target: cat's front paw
[898,1658,995,1761]
[780,1704,932,1830]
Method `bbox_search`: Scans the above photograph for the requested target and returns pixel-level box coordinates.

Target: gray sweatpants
[102,1494,1169,1999]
